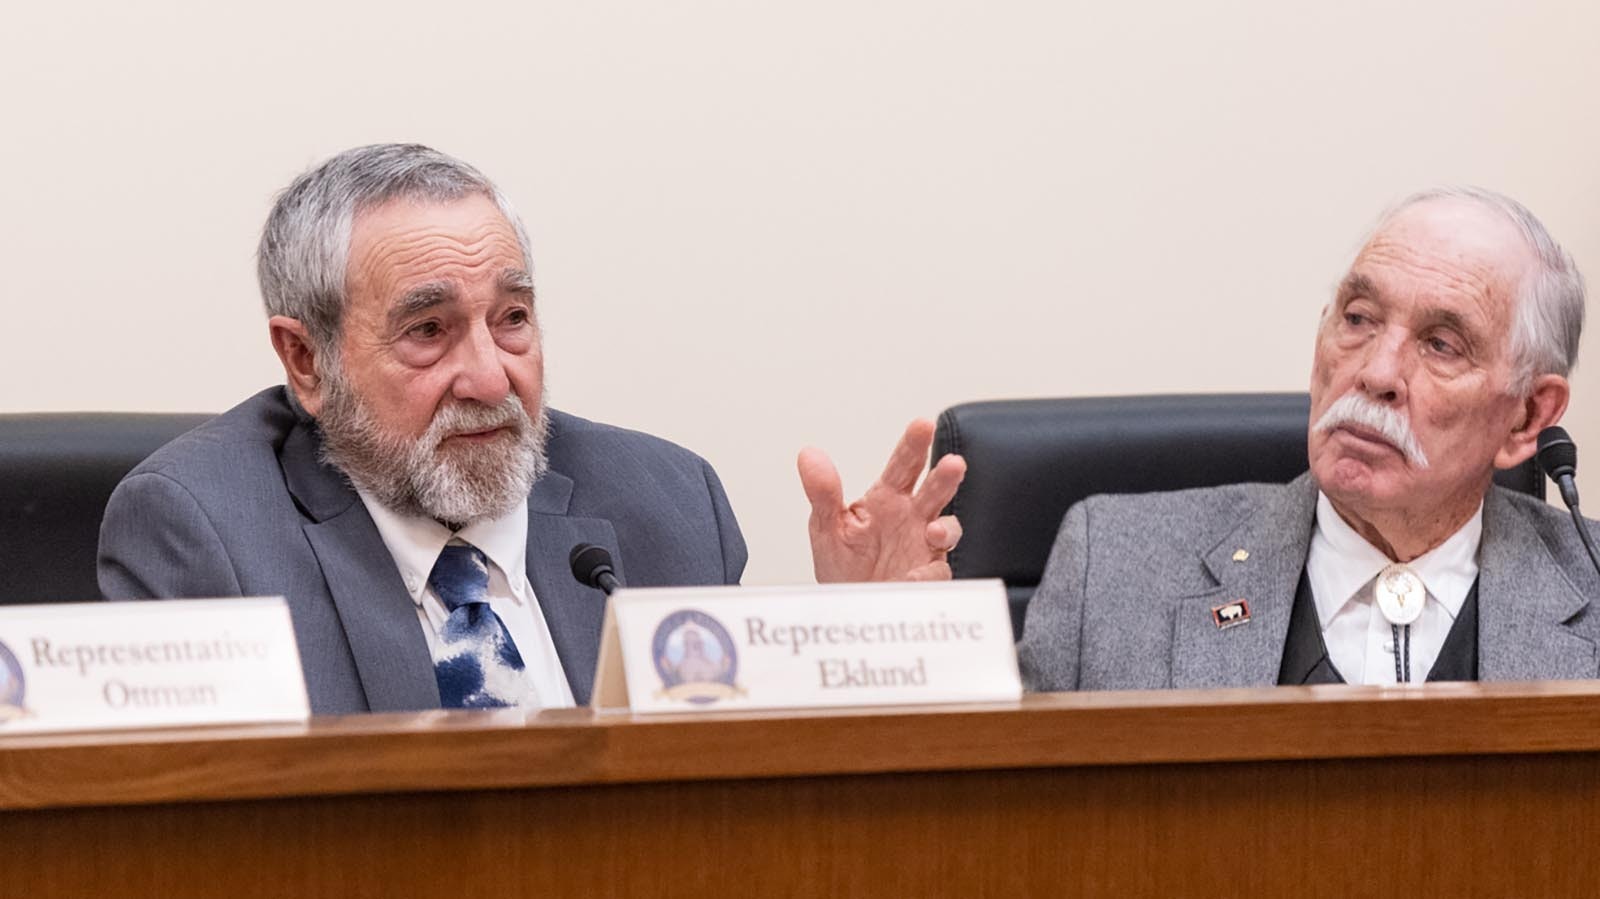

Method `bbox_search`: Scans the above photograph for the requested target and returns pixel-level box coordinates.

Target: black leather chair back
[0,413,210,604]
[933,394,1546,638]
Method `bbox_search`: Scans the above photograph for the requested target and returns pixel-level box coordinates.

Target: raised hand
[797,419,966,583]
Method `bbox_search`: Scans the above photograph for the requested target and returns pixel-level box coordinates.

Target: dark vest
[1277,570,1480,684]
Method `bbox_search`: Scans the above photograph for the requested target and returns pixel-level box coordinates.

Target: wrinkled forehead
[346,195,528,296]
[1347,198,1536,321]
[350,193,521,252]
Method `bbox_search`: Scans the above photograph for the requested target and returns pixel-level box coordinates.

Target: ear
[1494,373,1570,469]
[268,316,327,417]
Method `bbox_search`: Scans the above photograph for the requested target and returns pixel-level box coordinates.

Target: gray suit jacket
[97,387,747,714]
[1019,473,1600,691]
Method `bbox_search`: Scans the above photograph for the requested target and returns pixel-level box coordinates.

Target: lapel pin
[1231,549,1250,562]
[1211,599,1251,630]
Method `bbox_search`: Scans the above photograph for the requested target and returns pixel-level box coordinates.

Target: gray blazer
[1019,473,1600,691]
[98,388,747,714]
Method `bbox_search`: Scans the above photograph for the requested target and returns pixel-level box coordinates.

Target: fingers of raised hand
[878,419,937,492]
[926,515,962,552]
[911,453,967,519]
[796,447,844,518]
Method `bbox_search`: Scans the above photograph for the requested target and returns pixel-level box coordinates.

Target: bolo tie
[1374,564,1425,682]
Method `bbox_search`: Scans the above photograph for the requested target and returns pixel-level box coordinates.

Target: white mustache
[1313,393,1430,469]
[427,396,528,446]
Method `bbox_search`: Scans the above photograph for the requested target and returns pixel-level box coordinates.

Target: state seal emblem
[0,639,27,723]
[652,609,741,704]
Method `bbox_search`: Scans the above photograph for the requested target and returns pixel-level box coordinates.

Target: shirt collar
[356,489,530,607]
[1308,491,1482,625]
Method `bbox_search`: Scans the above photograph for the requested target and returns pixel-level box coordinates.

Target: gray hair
[1373,186,1585,395]
[257,143,534,362]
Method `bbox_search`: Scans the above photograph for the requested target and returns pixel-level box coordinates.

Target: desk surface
[4,680,1600,810]
[6,683,1600,897]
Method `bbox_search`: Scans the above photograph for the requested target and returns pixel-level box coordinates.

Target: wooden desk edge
[3,681,1599,811]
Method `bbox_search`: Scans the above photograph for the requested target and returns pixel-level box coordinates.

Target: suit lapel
[282,419,440,712]
[524,470,617,705]
[305,505,442,711]
[1171,475,1318,689]
[1477,488,1596,681]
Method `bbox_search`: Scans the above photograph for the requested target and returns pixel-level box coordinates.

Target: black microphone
[569,543,621,596]
[1536,426,1600,578]
[1538,427,1580,507]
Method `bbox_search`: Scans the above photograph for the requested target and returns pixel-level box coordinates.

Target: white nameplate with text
[0,598,310,733]
[592,580,1021,714]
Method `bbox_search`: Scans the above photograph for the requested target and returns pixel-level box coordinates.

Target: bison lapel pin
[1211,599,1251,630]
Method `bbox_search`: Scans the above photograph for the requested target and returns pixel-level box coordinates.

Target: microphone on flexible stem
[569,543,621,596]
[1536,426,1600,579]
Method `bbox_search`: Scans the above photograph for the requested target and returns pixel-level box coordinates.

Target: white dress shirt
[357,489,576,709]
[1306,492,1482,685]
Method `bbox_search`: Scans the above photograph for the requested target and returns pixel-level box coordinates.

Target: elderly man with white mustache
[1020,187,1598,689]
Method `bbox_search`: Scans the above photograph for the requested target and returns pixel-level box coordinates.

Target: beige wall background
[2,1,1597,584]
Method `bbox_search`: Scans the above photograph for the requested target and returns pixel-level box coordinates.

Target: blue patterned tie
[429,543,529,708]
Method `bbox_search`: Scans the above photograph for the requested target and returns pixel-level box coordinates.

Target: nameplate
[591,580,1020,714]
[0,598,310,733]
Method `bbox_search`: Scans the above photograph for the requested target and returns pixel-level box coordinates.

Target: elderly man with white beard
[1020,187,1600,690]
[97,144,966,714]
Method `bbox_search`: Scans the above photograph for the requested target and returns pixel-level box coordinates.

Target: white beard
[316,372,550,526]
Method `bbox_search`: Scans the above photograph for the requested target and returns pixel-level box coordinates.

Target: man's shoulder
[544,408,713,478]
[1075,480,1291,539]
[1486,482,1596,550]
[1490,482,1567,522]
[1060,479,1306,575]
[125,387,298,487]
[540,409,743,582]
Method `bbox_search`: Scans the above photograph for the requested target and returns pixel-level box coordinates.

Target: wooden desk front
[3,683,1599,897]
